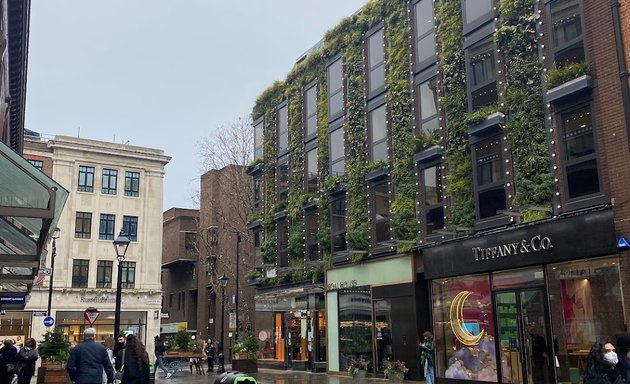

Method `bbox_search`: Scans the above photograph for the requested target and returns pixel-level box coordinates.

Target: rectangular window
[414,0,436,68]
[99,214,116,240]
[423,165,444,234]
[122,216,138,242]
[121,261,136,289]
[185,232,196,252]
[277,221,288,268]
[96,261,113,288]
[474,136,506,219]
[277,156,289,201]
[29,160,43,171]
[328,57,344,119]
[169,293,174,308]
[329,127,345,176]
[330,195,347,253]
[417,77,439,134]
[75,212,92,239]
[277,103,289,154]
[371,183,391,244]
[304,85,318,139]
[432,274,495,381]
[367,28,385,95]
[462,0,493,26]
[369,104,388,162]
[78,166,95,192]
[305,147,318,193]
[254,118,264,160]
[253,231,262,264]
[305,212,319,261]
[561,105,599,198]
[468,39,498,111]
[550,0,584,67]
[124,171,140,197]
[253,176,263,210]
[102,168,118,195]
[71,259,89,288]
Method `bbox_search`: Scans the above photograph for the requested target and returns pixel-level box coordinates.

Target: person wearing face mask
[614,333,630,383]
[583,339,625,384]
[419,331,435,384]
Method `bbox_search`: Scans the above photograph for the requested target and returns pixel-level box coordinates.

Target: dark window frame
[102,168,118,195]
[304,81,318,142]
[328,55,345,122]
[124,171,140,197]
[96,260,113,288]
[185,232,197,252]
[277,154,289,202]
[122,216,138,242]
[75,212,92,239]
[99,214,116,240]
[367,96,389,163]
[471,133,507,221]
[276,220,289,268]
[465,36,499,112]
[366,25,386,99]
[414,67,440,135]
[254,116,264,160]
[330,193,347,254]
[277,101,289,156]
[78,165,95,193]
[305,210,320,262]
[305,141,319,193]
[29,159,43,171]
[548,0,586,68]
[419,160,445,237]
[461,0,495,35]
[369,181,391,247]
[253,176,263,210]
[71,259,89,288]
[412,0,437,72]
[329,119,346,177]
[121,261,136,289]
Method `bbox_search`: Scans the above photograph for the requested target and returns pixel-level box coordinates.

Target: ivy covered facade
[247,0,630,381]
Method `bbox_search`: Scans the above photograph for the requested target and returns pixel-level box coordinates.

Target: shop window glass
[463,0,493,26]
[418,77,439,134]
[547,257,624,380]
[423,165,444,234]
[468,39,498,111]
[432,274,497,382]
[474,136,506,219]
[338,286,372,373]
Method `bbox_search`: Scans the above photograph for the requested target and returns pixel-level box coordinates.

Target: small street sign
[84,307,100,326]
[38,268,52,276]
[33,311,47,317]
[43,316,55,328]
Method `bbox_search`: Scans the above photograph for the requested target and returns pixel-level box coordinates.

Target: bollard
[213,372,257,384]
[217,352,225,373]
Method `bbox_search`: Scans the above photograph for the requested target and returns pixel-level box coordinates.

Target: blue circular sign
[43,316,55,327]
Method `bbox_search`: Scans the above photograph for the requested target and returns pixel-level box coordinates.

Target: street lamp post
[112,230,131,337]
[235,232,240,342]
[217,273,229,374]
[46,228,61,316]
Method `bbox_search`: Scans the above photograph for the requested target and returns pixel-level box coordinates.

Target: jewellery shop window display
[432,274,497,382]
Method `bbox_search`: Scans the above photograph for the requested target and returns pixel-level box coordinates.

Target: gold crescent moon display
[449,290,486,346]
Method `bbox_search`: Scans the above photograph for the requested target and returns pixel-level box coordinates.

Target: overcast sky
[25,1,366,210]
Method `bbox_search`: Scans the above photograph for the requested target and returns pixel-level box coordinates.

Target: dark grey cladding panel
[422,209,616,279]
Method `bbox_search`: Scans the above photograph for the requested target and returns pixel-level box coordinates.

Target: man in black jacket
[0,339,18,384]
[66,328,114,384]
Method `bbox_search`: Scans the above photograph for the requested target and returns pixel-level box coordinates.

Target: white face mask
[604,351,619,366]
[626,351,630,361]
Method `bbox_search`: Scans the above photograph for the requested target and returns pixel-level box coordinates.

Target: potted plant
[348,358,369,378]
[384,360,409,382]
[37,328,71,384]
[231,333,260,373]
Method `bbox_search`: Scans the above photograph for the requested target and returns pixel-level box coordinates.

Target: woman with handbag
[121,335,149,384]
[16,338,38,384]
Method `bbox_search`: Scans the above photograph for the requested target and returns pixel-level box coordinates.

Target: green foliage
[412,131,441,154]
[545,61,590,89]
[245,268,263,281]
[391,197,417,242]
[38,328,70,362]
[239,333,261,360]
[288,221,305,261]
[520,208,551,223]
[260,235,276,265]
[174,330,191,352]
[346,221,369,251]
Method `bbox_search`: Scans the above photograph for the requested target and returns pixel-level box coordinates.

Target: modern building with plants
[247,0,630,382]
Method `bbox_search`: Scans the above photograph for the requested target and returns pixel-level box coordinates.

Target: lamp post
[46,228,61,316]
[235,231,241,342]
[112,230,130,337]
[217,273,229,374]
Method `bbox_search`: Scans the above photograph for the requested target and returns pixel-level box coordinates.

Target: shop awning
[0,141,68,309]
[161,258,197,269]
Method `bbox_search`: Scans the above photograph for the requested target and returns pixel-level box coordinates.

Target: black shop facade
[420,208,626,384]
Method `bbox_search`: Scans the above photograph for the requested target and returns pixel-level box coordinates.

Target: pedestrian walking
[0,339,18,384]
[121,334,150,384]
[154,337,172,379]
[204,340,215,373]
[583,339,625,384]
[66,328,114,384]
[113,335,126,372]
[419,331,435,384]
[16,338,38,384]
[102,337,116,384]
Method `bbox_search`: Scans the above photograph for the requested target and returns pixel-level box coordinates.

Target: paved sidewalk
[155,367,423,384]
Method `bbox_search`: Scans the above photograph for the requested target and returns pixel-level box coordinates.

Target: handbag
[114,349,125,380]
[14,363,25,375]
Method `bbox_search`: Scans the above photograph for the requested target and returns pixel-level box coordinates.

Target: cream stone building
[23,134,170,356]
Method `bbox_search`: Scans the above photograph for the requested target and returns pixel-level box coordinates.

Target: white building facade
[24,135,170,356]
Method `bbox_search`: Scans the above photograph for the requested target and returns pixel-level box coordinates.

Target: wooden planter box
[231,358,257,373]
[164,351,204,359]
[37,365,70,384]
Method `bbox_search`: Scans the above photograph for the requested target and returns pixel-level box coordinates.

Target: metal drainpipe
[611,0,630,146]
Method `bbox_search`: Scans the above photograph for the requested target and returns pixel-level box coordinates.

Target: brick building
[247,0,630,381]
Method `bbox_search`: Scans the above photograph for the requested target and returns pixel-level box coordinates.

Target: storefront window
[254,312,278,360]
[547,257,624,381]
[56,311,147,344]
[432,274,497,382]
[338,287,372,372]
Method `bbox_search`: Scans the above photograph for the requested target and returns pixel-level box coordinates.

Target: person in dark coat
[584,339,625,384]
[121,335,149,384]
[0,339,18,384]
[66,328,114,384]
[204,340,215,373]
[615,332,630,383]
[113,334,127,371]
[154,337,172,379]
[16,338,38,384]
